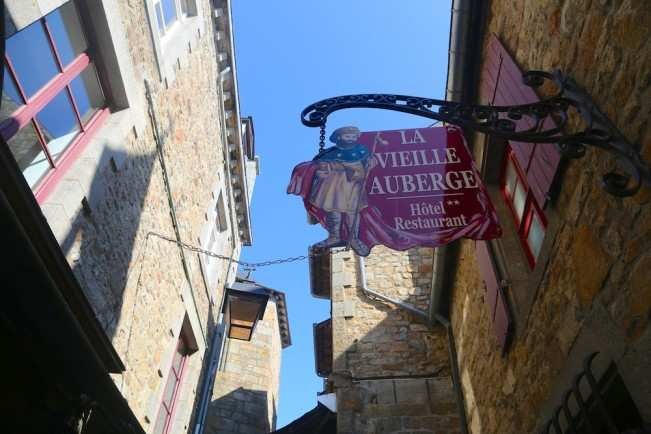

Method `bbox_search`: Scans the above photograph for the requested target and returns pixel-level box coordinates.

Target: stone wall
[33,0,243,432]
[207,300,283,434]
[330,247,458,434]
[450,1,651,433]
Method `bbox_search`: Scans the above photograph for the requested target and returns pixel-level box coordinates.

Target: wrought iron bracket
[301,70,651,197]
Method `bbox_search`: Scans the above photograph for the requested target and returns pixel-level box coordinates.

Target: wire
[146,231,337,270]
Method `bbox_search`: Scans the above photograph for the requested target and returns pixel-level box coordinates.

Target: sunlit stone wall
[330,247,460,434]
[449,1,651,433]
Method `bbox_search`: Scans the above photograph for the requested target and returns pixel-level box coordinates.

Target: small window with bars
[539,353,646,434]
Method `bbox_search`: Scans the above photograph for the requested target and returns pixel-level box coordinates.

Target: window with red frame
[1,1,108,198]
[501,146,547,267]
[152,336,189,434]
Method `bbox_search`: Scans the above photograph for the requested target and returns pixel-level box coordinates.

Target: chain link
[147,232,340,269]
[318,123,326,153]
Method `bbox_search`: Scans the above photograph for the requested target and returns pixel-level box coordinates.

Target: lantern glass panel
[229,325,252,341]
[230,297,262,323]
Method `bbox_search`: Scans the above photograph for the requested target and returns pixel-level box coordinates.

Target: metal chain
[147,232,339,269]
[318,123,326,153]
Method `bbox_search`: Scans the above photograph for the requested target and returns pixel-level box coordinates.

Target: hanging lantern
[223,287,269,341]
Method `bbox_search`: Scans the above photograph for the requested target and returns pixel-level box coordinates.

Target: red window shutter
[313,318,332,377]
[479,36,503,104]
[526,120,562,206]
[475,240,499,318]
[493,289,512,351]
[484,34,561,207]
[475,240,512,352]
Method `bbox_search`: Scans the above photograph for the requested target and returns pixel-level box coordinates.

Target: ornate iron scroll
[301,70,651,197]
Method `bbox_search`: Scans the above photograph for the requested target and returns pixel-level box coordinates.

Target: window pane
[162,0,178,27]
[172,347,184,375]
[152,407,169,434]
[1,67,24,123]
[70,64,105,125]
[512,180,526,222]
[161,370,178,408]
[45,2,87,67]
[180,0,194,15]
[6,19,60,99]
[155,3,166,34]
[7,122,51,187]
[526,211,545,260]
[180,0,189,15]
[216,192,227,232]
[503,158,518,198]
[35,90,80,161]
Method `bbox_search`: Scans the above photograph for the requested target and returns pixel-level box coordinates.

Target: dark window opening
[540,354,645,434]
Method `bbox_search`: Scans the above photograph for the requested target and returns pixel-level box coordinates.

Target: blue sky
[232,0,452,427]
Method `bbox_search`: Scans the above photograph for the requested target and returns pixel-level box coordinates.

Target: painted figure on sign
[309,126,374,255]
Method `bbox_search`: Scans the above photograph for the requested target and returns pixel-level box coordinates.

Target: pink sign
[288,126,501,256]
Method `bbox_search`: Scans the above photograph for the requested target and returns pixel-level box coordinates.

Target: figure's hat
[330,126,361,143]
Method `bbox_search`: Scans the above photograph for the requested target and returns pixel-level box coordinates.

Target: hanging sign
[287,126,501,256]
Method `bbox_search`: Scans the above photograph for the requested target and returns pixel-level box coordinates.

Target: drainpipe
[429,0,474,323]
[431,313,469,434]
[357,256,469,434]
[192,73,243,434]
[192,251,235,434]
[426,1,482,433]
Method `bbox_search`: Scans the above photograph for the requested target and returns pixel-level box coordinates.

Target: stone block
[571,225,610,306]
[394,379,428,405]
[367,379,396,405]
[369,416,402,433]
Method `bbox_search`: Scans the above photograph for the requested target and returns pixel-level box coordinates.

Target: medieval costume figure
[300,127,375,256]
[308,126,373,255]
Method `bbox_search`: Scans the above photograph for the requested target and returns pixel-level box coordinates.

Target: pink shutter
[486,34,561,207]
[526,118,562,205]
[493,290,512,351]
[479,36,502,104]
[475,240,499,317]
[475,240,512,352]
[313,319,332,377]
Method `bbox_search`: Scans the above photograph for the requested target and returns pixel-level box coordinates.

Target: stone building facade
[206,280,291,434]
[2,1,288,434]
[311,246,461,434]
[447,1,651,433]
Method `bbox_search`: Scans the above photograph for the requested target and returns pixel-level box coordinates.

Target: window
[145,0,201,85]
[540,354,645,434]
[500,145,547,268]
[215,191,228,233]
[153,0,186,36]
[153,335,189,434]
[207,193,227,259]
[151,0,197,38]
[1,1,108,197]
[202,192,228,284]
